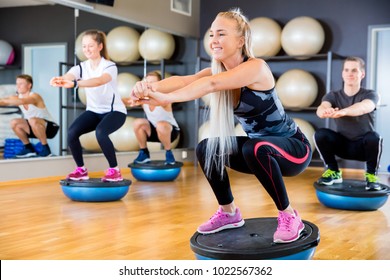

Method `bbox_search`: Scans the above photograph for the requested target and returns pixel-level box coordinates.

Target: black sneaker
[365,173,382,191]
[15,147,37,158]
[317,169,343,185]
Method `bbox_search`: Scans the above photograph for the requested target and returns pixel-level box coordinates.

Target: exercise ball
[201,94,211,107]
[198,121,210,142]
[314,180,390,211]
[77,87,87,105]
[0,84,16,97]
[129,161,183,182]
[281,16,325,58]
[154,70,171,79]
[107,26,140,63]
[276,69,318,109]
[250,17,282,57]
[235,123,247,136]
[0,40,15,65]
[147,133,180,151]
[203,28,212,57]
[117,72,140,100]
[293,118,316,152]
[75,31,87,61]
[138,29,175,61]
[110,116,139,152]
[80,131,102,152]
[60,179,131,202]
[191,218,320,260]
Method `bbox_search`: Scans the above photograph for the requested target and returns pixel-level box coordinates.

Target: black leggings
[314,128,383,174]
[196,128,312,211]
[68,110,126,168]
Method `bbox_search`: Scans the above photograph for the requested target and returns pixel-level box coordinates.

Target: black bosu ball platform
[190,217,320,260]
[314,179,390,211]
[128,160,183,181]
[60,178,131,202]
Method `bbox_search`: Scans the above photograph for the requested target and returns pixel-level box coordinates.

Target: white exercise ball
[0,40,15,65]
[293,118,316,152]
[198,121,210,142]
[281,16,325,58]
[202,28,212,57]
[110,116,139,152]
[235,123,247,136]
[276,69,318,110]
[201,94,211,107]
[117,72,140,99]
[250,17,282,57]
[75,31,87,61]
[0,84,16,97]
[0,84,17,114]
[138,29,175,61]
[77,87,87,105]
[107,26,140,63]
[80,131,102,152]
[147,133,180,151]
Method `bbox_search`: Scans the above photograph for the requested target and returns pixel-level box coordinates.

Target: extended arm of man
[0,93,41,106]
[317,99,375,119]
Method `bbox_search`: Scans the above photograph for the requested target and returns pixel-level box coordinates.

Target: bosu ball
[190,217,320,260]
[60,178,131,202]
[128,160,183,181]
[314,179,390,211]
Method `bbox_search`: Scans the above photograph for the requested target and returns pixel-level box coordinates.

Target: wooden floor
[1,164,389,260]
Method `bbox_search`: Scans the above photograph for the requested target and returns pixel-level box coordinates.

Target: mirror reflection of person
[50,30,126,182]
[130,8,312,244]
[314,56,383,191]
[125,71,180,165]
[0,74,58,158]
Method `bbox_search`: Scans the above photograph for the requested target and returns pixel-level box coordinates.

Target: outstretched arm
[132,58,272,106]
[50,73,112,89]
[317,99,376,119]
[330,99,376,118]
[0,93,41,106]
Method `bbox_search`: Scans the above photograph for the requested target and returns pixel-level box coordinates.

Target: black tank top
[234,86,297,138]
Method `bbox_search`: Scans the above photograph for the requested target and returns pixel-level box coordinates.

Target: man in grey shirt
[314,56,383,191]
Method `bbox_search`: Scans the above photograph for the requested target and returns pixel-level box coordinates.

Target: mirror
[22,43,67,156]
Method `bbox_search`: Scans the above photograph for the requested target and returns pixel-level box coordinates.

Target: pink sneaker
[273,210,305,243]
[197,206,245,234]
[102,168,123,182]
[67,167,89,181]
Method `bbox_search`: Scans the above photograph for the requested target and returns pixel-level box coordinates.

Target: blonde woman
[131,8,312,243]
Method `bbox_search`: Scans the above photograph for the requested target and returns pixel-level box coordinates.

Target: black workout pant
[68,110,126,168]
[314,128,383,174]
[196,128,312,211]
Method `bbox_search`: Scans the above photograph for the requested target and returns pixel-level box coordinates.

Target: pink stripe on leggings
[254,141,310,164]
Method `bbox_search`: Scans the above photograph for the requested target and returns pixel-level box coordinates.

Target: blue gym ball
[128,160,183,182]
[60,178,131,202]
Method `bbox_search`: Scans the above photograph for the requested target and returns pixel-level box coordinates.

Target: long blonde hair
[204,8,254,178]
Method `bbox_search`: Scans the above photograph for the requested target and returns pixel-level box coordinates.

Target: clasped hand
[50,77,74,88]
[321,107,347,118]
[128,80,167,107]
